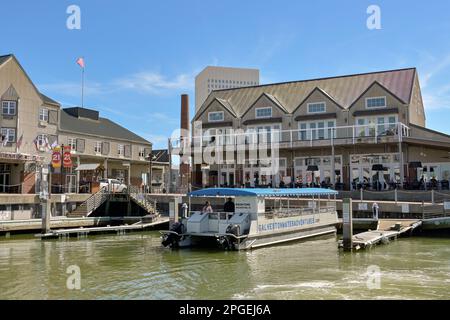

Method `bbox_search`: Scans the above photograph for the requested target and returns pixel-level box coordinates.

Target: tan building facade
[0,54,167,194]
[191,68,450,191]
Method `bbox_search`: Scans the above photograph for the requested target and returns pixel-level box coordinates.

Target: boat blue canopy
[188,188,338,198]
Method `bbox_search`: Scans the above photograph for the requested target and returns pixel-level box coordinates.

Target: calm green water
[0,232,449,300]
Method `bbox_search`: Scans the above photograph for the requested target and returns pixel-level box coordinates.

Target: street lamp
[146,154,157,194]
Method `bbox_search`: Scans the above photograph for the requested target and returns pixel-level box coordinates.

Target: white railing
[85,186,109,215]
[180,122,409,149]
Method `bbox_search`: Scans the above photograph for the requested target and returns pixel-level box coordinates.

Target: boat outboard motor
[161,222,184,248]
[217,224,240,250]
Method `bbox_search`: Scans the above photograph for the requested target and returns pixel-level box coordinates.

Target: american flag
[16,134,23,150]
[76,57,85,69]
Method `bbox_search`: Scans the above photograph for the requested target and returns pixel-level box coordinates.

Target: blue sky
[1,0,450,148]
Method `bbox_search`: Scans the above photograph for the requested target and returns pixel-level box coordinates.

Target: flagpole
[81,63,84,108]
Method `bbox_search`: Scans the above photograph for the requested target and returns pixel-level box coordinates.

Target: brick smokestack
[180,94,190,189]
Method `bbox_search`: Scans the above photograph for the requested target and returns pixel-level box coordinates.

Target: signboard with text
[63,146,72,168]
[52,147,61,168]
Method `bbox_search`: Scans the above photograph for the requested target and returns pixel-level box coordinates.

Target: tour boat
[161,188,339,250]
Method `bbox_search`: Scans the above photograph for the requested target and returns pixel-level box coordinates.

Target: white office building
[195,66,260,112]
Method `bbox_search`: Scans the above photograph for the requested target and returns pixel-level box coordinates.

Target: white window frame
[1,128,16,143]
[2,101,16,116]
[37,134,47,148]
[298,120,336,140]
[208,111,224,122]
[94,141,102,154]
[118,144,124,156]
[68,138,77,152]
[139,147,145,158]
[39,108,49,122]
[365,96,387,109]
[307,102,326,114]
[246,123,281,143]
[255,107,272,119]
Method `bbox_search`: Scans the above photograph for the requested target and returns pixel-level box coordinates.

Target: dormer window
[255,107,272,119]
[307,102,326,114]
[2,101,16,116]
[366,97,386,109]
[208,111,224,122]
[39,108,49,122]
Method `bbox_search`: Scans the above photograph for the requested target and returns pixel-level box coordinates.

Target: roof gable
[193,97,237,121]
[241,92,288,118]
[197,68,416,117]
[0,54,60,107]
[292,86,344,114]
[348,80,409,110]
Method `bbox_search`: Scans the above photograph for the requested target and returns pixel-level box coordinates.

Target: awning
[75,163,101,171]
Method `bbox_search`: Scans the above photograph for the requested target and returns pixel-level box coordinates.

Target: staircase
[129,186,159,217]
[68,186,109,218]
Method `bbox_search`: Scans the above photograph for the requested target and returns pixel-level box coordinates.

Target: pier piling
[342,198,353,252]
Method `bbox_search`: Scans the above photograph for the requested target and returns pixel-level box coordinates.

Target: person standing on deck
[372,202,379,220]
[202,201,213,213]
[224,198,235,213]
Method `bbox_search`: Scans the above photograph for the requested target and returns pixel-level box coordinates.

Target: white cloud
[418,53,450,110]
[113,71,194,95]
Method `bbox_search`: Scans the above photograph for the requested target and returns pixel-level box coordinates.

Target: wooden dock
[36,216,169,239]
[339,219,422,250]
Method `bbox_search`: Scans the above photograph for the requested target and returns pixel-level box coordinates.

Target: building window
[255,107,272,119]
[366,97,386,108]
[208,111,224,122]
[2,101,16,116]
[118,144,124,156]
[1,128,15,143]
[68,138,77,151]
[139,147,145,158]
[37,134,47,147]
[94,141,102,154]
[307,102,326,113]
[39,108,49,122]
[298,120,336,140]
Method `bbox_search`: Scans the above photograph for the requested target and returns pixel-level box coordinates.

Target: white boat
[161,188,339,250]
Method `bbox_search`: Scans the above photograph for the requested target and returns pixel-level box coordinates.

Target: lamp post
[147,154,157,194]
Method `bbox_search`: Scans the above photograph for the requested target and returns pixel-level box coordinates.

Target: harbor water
[0,232,449,300]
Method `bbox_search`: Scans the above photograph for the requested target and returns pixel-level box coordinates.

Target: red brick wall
[21,172,36,194]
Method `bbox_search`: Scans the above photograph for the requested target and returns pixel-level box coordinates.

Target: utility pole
[40,163,51,234]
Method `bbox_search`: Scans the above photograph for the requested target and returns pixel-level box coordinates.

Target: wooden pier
[339,219,422,250]
[36,216,169,239]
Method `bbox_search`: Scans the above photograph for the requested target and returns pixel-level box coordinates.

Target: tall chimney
[180,94,190,190]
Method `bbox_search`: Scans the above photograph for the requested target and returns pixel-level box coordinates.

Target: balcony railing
[173,122,409,150]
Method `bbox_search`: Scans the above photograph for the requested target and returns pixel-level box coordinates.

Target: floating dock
[339,219,422,250]
[36,216,169,239]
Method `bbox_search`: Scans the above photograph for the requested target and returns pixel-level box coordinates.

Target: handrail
[84,186,108,215]
[182,122,410,147]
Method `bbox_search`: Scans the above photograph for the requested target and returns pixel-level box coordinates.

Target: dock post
[342,198,353,252]
[169,196,181,228]
[40,164,51,234]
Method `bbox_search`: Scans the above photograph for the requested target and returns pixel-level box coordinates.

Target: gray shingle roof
[195,68,416,119]
[152,149,169,163]
[0,54,12,66]
[40,93,60,106]
[60,108,151,145]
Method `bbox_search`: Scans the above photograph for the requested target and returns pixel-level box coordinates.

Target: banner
[52,146,61,168]
[63,145,72,168]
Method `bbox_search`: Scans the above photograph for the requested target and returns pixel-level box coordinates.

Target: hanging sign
[63,146,72,168]
[52,146,61,168]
